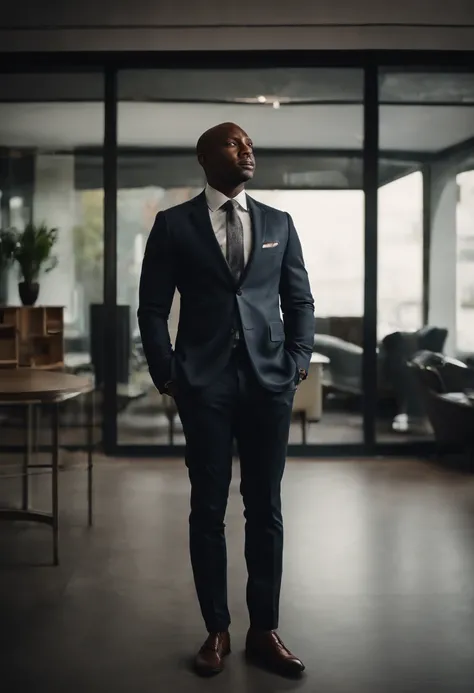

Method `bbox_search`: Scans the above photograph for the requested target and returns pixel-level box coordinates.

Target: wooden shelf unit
[0,306,64,370]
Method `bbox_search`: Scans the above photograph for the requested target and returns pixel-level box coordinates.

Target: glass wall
[457,169,474,360]
[0,73,104,448]
[377,70,474,441]
[2,61,472,455]
[115,67,365,448]
[66,63,474,455]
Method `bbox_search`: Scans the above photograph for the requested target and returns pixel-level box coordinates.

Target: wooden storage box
[0,306,64,370]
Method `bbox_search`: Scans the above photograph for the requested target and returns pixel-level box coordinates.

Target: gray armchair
[408,351,474,468]
[379,327,448,424]
[313,324,447,413]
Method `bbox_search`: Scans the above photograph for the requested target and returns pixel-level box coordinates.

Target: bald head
[196,122,255,193]
[196,122,240,157]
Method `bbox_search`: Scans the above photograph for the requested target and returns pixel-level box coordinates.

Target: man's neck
[207,181,245,199]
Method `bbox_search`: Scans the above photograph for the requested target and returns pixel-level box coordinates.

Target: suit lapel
[189,192,234,286]
[241,195,265,286]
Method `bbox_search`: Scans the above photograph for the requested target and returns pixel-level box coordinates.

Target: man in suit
[138,122,314,677]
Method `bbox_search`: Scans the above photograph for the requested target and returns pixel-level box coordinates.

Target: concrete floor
[1,455,474,692]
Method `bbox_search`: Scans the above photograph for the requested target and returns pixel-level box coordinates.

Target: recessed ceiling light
[257,95,267,103]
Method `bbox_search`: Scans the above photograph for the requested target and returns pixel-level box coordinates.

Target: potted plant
[14,222,58,306]
[0,228,17,304]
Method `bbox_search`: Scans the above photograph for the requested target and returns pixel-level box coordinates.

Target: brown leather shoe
[245,629,305,676]
[194,632,231,676]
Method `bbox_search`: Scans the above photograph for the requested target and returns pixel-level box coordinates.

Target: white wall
[8,155,77,320]
[1,0,474,51]
[32,155,77,319]
[428,163,458,356]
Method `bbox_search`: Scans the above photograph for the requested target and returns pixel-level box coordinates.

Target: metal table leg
[22,404,33,510]
[32,402,39,457]
[300,410,307,445]
[51,402,60,566]
[87,389,94,527]
[0,390,94,566]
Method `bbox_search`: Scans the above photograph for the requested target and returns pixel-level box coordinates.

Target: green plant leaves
[13,222,58,283]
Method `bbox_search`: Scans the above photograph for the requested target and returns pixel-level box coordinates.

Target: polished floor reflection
[1,456,473,692]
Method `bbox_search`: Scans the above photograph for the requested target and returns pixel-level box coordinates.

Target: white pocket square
[262,241,279,249]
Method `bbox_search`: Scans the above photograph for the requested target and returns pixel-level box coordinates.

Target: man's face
[200,124,255,186]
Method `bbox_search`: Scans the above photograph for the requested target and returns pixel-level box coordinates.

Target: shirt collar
[205,184,248,212]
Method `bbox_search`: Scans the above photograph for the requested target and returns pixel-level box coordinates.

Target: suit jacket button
[236,289,242,296]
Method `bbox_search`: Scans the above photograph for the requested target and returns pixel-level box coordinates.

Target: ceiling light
[10,196,23,209]
[273,100,281,109]
[257,95,267,103]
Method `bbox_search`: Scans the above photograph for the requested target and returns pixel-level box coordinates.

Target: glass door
[377,68,474,443]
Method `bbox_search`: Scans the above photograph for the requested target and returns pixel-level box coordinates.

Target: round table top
[0,369,93,403]
[311,352,330,365]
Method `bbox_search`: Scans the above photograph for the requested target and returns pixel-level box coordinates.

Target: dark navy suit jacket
[138,191,315,394]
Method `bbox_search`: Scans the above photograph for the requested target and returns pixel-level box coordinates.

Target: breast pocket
[259,243,284,284]
[262,244,283,256]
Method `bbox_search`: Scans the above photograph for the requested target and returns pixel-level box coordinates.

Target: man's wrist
[163,379,174,395]
[296,368,308,385]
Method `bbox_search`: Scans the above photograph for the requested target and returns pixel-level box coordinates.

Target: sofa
[408,350,474,467]
[313,324,449,430]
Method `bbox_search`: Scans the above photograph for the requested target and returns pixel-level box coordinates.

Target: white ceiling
[0,102,473,152]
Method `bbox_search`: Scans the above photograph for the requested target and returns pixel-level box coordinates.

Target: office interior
[1,47,474,693]
[1,57,474,458]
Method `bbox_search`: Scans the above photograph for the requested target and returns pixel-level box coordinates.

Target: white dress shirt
[205,184,253,266]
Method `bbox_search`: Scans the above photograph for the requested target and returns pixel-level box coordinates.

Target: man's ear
[197,152,205,167]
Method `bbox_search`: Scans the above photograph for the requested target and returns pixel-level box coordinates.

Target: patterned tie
[223,200,244,282]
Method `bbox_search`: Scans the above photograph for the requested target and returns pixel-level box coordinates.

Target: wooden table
[0,370,95,565]
[293,352,331,444]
